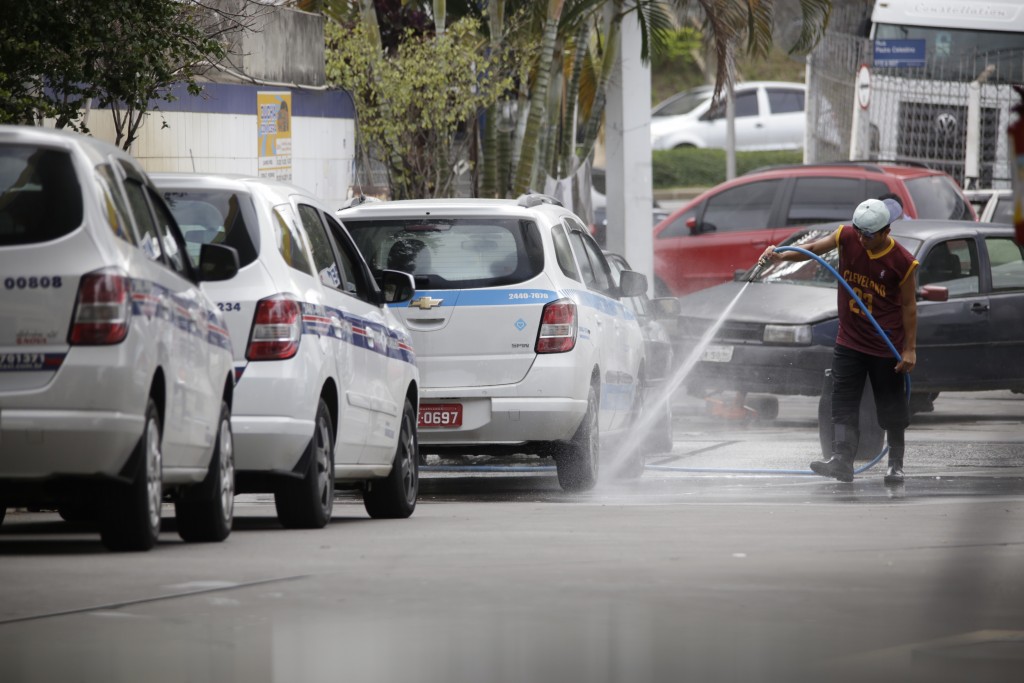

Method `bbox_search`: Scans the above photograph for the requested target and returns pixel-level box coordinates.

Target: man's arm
[759,229,839,265]
[895,272,918,373]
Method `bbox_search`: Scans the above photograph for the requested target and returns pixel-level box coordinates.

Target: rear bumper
[231,415,312,473]
[417,355,593,447]
[417,395,587,447]
[0,409,141,478]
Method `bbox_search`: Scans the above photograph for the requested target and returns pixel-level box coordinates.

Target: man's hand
[895,349,916,373]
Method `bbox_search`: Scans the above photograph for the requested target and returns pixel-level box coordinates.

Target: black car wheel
[275,398,335,528]
[100,397,163,551]
[556,383,600,491]
[363,398,419,519]
[175,400,235,543]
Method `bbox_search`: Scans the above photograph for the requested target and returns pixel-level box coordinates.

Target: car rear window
[905,175,973,221]
[0,144,83,246]
[786,178,891,225]
[344,217,544,290]
[161,188,260,268]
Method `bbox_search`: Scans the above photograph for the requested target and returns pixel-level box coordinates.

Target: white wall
[84,83,357,209]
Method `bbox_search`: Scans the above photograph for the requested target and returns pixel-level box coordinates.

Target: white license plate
[701,344,734,363]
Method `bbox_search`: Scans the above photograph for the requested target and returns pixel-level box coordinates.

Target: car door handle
[970,302,989,313]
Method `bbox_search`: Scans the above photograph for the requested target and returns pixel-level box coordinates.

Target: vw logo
[934,112,958,138]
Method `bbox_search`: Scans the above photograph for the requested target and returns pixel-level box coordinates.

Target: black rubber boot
[884,429,906,485]
[810,455,855,482]
[811,424,856,482]
[884,459,904,485]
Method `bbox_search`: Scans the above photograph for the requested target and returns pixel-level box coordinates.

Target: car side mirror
[918,284,949,302]
[618,269,648,298]
[686,216,700,235]
[650,296,681,319]
[380,269,416,304]
[198,243,239,282]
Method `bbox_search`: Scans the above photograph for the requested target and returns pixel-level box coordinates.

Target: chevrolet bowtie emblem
[409,296,444,310]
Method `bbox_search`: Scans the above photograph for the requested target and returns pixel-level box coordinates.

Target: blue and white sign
[874,39,927,68]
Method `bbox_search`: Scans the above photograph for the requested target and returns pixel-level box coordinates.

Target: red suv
[653,162,976,296]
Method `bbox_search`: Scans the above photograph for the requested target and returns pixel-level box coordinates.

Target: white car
[153,173,421,525]
[339,195,649,491]
[0,126,239,551]
[650,81,806,151]
[965,188,1014,224]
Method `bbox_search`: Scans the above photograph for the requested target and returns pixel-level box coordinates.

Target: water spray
[650,244,910,477]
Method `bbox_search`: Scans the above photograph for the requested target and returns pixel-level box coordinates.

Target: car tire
[363,398,419,519]
[556,383,600,492]
[100,397,163,552]
[0,505,5,526]
[275,398,335,529]
[817,371,885,462]
[175,400,234,543]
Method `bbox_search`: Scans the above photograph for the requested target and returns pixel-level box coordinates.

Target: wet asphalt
[0,390,1021,683]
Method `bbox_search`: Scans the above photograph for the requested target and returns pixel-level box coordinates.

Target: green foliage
[652,147,803,188]
[0,0,224,149]
[325,16,513,199]
[651,26,702,67]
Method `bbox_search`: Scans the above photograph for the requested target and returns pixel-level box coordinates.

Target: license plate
[701,344,734,363]
[418,403,463,428]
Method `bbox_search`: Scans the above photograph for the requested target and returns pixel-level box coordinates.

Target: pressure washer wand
[747,255,770,282]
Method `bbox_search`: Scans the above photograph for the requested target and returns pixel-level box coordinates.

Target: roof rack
[338,195,383,211]
[516,193,563,208]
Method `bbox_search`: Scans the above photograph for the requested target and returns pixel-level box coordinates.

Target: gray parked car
[674,220,1024,455]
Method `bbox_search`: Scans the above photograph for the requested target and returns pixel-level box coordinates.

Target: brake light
[68,269,131,345]
[535,299,577,353]
[246,295,302,360]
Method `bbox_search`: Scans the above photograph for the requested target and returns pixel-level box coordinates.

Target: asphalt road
[1,390,1021,683]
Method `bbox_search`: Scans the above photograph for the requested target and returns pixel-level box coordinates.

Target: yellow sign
[257,91,292,181]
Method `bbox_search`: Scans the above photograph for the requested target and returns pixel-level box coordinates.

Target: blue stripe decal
[391,287,637,322]
[297,302,416,366]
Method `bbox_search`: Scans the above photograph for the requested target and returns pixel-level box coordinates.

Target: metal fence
[807,31,1023,190]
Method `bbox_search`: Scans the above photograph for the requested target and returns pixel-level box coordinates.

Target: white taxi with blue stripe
[340,195,649,491]
[0,126,239,550]
[152,173,420,525]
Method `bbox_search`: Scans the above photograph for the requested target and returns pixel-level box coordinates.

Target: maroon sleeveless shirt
[833,225,919,358]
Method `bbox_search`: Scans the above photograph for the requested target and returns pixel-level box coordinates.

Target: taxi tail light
[68,269,131,345]
[247,295,302,360]
[535,299,577,354]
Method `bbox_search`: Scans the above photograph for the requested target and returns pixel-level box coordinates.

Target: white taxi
[153,174,420,525]
[340,195,648,491]
[0,126,239,550]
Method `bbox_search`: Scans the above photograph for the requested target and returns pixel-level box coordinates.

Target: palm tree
[324,0,832,198]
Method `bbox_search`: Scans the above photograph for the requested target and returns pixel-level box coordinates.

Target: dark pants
[830,344,908,462]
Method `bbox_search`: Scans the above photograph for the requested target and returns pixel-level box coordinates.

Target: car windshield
[160,188,261,267]
[905,175,974,221]
[0,144,83,246]
[343,217,545,290]
[652,87,713,117]
[751,226,923,287]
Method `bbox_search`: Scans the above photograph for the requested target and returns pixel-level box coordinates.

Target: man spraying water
[758,198,919,484]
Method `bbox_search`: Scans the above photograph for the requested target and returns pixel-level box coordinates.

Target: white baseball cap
[852,198,901,234]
